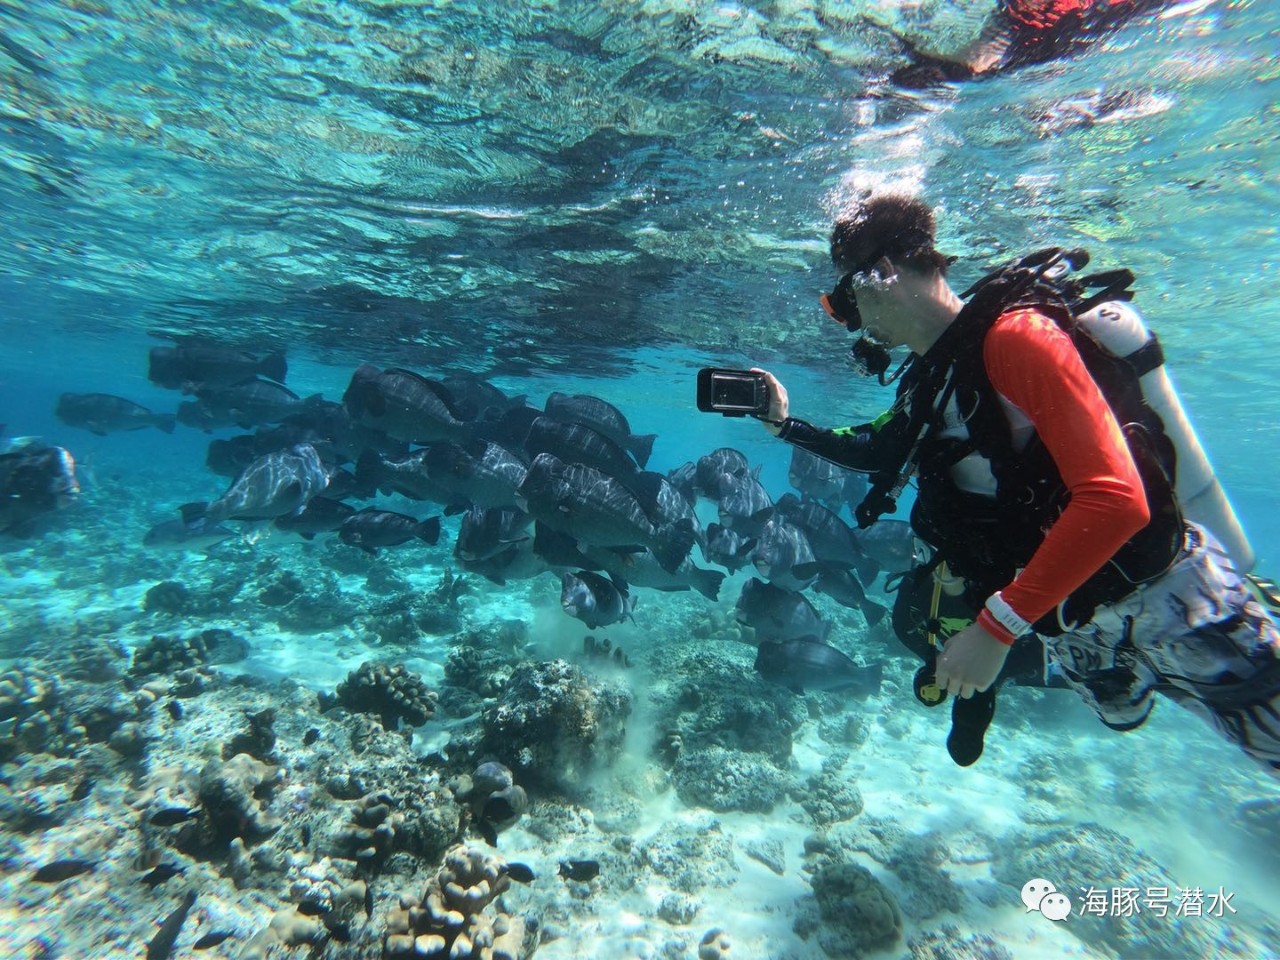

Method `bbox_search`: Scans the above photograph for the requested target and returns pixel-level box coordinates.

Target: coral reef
[797,752,864,825]
[907,925,1013,960]
[0,665,63,760]
[334,662,438,730]
[652,648,806,765]
[453,761,529,840]
[698,928,733,960]
[476,659,631,793]
[384,844,529,959]
[671,746,795,813]
[794,860,903,958]
[197,752,284,847]
[130,629,248,675]
[143,580,192,614]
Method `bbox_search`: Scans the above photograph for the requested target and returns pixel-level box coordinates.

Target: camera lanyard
[856,362,959,529]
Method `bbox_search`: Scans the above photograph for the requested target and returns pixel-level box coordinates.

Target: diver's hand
[751,368,788,436]
[934,621,1010,699]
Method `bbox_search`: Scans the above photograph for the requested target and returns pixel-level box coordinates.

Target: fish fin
[853,555,881,585]
[694,568,726,602]
[259,351,288,384]
[650,519,696,574]
[443,501,469,517]
[861,599,889,628]
[418,516,442,545]
[179,502,209,524]
[791,561,822,581]
[627,433,657,469]
[154,414,177,434]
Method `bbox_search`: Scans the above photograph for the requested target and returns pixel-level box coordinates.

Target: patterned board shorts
[1047,523,1280,772]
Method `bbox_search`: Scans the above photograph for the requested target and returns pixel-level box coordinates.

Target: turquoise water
[2,2,1278,959]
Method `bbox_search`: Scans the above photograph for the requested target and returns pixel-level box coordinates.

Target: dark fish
[195,443,330,522]
[476,817,498,847]
[303,727,321,746]
[525,416,643,481]
[558,859,600,882]
[666,461,699,505]
[56,393,176,436]
[750,519,819,592]
[193,932,235,950]
[364,882,373,920]
[754,639,883,697]
[560,570,635,629]
[141,863,186,888]
[184,378,322,430]
[454,505,533,563]
[543,392,656,468]
[809,567,889,628]
[716,470,774,538]
[422,438,529,510]
[149,806,200,827]
[505,862,536,884]
[146,890,197,960]
[342,364,469,444]
[854,519,917,576]
[787,446,850,508]
[166,700,183,720]
[301,824,311,846]
[149,341,287,391]
[580,543,725,601]
[32,859,95,883]
[734,578,829,643]
[143,514,236,554]
[439,374,526,421]
[694,447,750,500]
[272,497,356,540]
[774,494,879,585]
[205,434,267,478]
[355,448,461,506]
[70,777,95,802]
[518,453,696,574]
[297,899,329,916]
[703,523,757,573]
[0,444,79,538]
[338,508,441,555]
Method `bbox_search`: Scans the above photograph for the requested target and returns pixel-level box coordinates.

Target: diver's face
[850,269,905,349]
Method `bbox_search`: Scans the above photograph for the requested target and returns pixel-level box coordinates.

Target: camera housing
[696,368,770,417]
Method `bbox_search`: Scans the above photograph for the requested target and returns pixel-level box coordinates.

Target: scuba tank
[1075,300,1255,573]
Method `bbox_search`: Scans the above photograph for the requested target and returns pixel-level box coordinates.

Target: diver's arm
[776,418,884,473]
[976,308,1150,642]
[752,367,889,472]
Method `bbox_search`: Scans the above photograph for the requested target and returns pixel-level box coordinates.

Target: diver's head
[821,194,959,369]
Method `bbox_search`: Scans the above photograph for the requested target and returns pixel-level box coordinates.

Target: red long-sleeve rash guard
[975,308,1150,641]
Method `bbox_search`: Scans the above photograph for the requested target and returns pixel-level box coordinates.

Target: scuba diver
[752,193,1280,771]
[889,0,1173,87]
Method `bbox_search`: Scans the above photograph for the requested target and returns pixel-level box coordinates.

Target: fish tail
[417,516,442,545]
[628,433,657,469]
[650,519,696,574]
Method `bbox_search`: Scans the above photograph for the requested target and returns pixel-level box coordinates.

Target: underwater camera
[696,368,770,418]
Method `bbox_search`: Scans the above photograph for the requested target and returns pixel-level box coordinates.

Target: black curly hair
[830,195,952,277]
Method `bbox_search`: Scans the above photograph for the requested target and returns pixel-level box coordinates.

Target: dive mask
[820,273,861,330]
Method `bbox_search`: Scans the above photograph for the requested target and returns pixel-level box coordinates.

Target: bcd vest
[864,248,1184,635]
